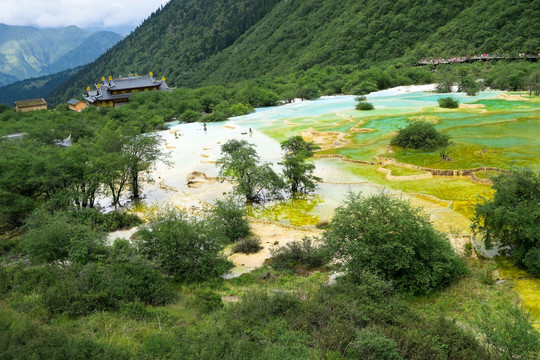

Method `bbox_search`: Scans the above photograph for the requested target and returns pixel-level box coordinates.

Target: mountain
[49,0,539,103]
[0,24,123,86]
[0,67,82,106]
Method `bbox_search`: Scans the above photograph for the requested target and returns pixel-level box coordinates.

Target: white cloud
[0,0,170,29]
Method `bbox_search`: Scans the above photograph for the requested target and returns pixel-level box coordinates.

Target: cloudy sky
[0,0,170,32]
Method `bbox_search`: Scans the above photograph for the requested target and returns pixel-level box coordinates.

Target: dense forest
[48,0,539,104]
[0,67,82,107]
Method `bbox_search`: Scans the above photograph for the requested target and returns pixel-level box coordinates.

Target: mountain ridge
[40,0,540,103]
[0,24,123,86]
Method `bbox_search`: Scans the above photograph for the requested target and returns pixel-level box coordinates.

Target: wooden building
[67,99,87,112]
[83,75,171,108]
[14,98,47,112]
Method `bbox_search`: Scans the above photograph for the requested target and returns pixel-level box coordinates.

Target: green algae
[496,257,540,328]
[323,159,493,218]
[475,170,501,180]
[246,194,323,227]
[382,164,428,176]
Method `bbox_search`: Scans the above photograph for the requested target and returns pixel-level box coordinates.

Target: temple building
[67,99,87,112]
[83,74,172,108]
[14,98,47,112]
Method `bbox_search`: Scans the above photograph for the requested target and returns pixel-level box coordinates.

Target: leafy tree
[435,67,456,93]
[123,132,168,200]
[95,130,131,207]
[438,96,459,108]
[526,70,540,95]
[323,192,467,294]
[217,139,284,202]
[458,76,479,96]
[472,168,540,275]
[296,83,320,100]
[390,120,450,151]
[280,136,321,194]
[0,103,12,113]
[136,209,232,282]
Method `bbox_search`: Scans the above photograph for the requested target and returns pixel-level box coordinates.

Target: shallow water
[140,86,540,318]
[145,86,539,227]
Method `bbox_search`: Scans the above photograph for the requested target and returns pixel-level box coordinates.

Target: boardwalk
[417,54,539,66]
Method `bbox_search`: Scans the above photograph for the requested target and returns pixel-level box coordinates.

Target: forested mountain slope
[50,0,539,102]
[0,24,122,85]
[48,0,281,104]
[0,67,82,106]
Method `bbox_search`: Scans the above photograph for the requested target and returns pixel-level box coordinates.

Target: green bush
[523,247,540,277]
[193,288,224,312]
[271,237,327,270]
[0,307,130,359]
[475,302,540,359]
[20,210,106,265]
[42,257,173,316]
[323,192,467,294]
[136,209,232,282]
[102,211,142,231]
[347,328,403,360]
[208,196,250,242]
[472,168,540,276]
[438,97,459,108]
[390,120,450,151]
[233,235,262,254]
[356,101,375,110]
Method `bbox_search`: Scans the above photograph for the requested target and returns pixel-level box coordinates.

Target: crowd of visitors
[418,52,539,65]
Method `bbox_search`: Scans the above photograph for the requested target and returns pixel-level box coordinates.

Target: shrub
[42,256,173,316]
[20,210,106,265]
[102,211,142,231]
[438,97,459,108]
[523,247,540,277]
[475,302,540,359]
[136,209,232,282]
[323,192,467,294]
[233,235,262,254]
[472,168,540,275]
[193,288,224,312]
[356,101,375,110]
[347,329,402,360]
[208,196,250,242]
[271,237,327,270]
[390,120,450,151]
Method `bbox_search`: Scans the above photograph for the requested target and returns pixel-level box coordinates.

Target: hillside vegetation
[0,67,81,106]
[49,0,539,103]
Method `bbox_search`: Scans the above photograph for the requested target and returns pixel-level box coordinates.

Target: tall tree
[123,132,167,201]
[280,136,321,194]
[217,139,283,202]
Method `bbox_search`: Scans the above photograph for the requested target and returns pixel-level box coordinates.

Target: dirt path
[224,220,322,278]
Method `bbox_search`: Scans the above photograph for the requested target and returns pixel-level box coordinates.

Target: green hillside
[0,67,82,106]
[49,0,539,104]
[0,24,122,85]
